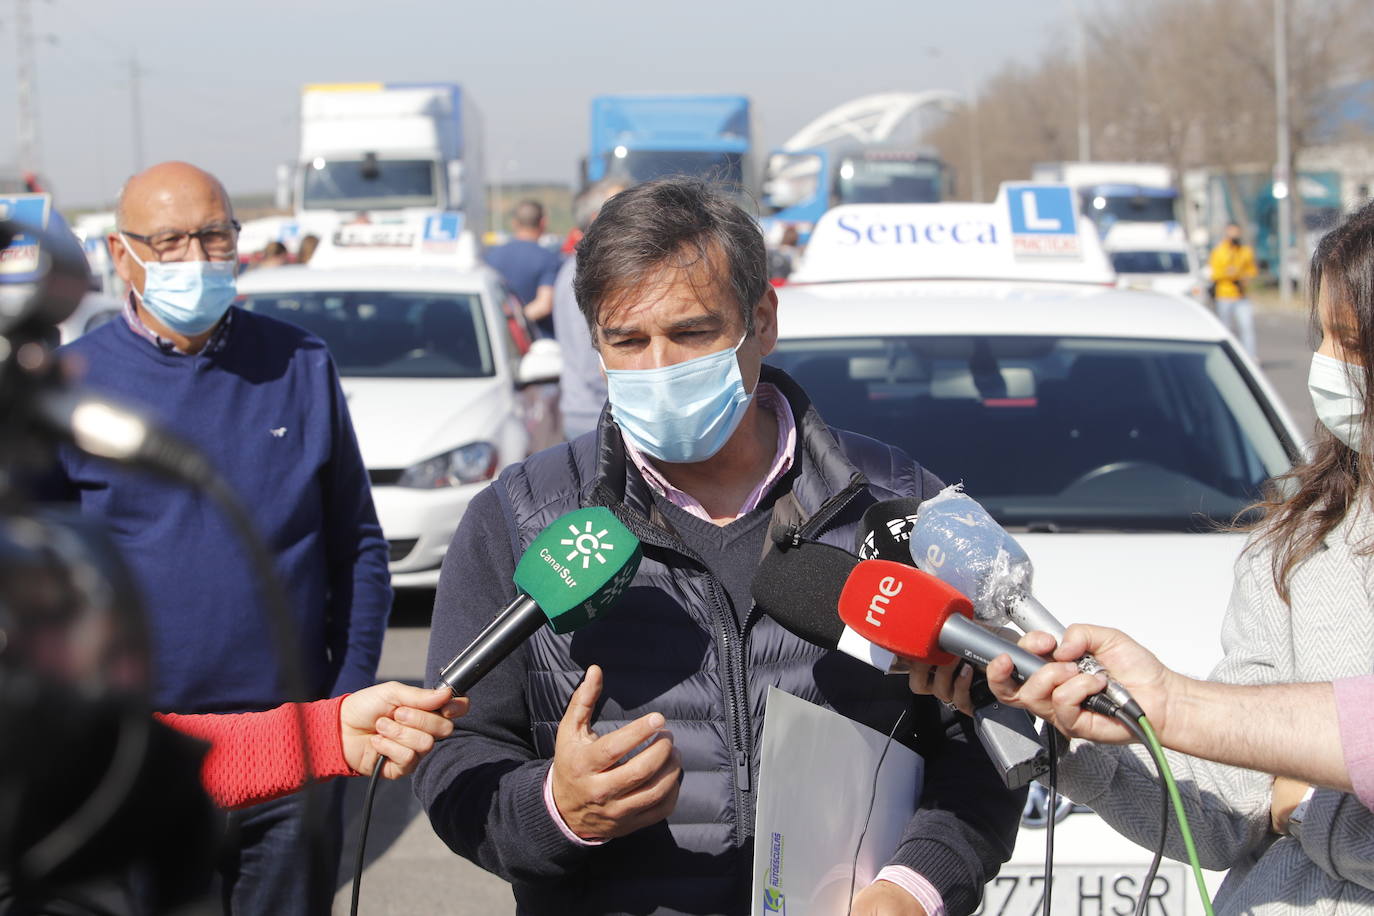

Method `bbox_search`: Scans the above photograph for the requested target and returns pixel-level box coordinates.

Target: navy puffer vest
[491,366,937,914]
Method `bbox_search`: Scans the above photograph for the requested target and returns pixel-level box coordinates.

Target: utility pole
[1071,0,1091,162]
[15,0,38,176]
[1274,0,1293,306]
[129,51,145,172]
[967,89,984,202]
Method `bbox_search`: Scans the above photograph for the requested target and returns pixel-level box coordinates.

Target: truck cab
[277,82,486,246]
[584,94,754,198]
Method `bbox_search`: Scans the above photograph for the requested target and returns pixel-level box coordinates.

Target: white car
[780,188,1304,915]
[1102,222,1205,302]
[236,264,562,588]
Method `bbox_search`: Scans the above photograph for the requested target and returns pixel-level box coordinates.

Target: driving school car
[236,224,562,588]
[774,185,1304,915]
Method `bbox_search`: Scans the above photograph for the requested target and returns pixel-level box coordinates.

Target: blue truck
[583,94,754,196]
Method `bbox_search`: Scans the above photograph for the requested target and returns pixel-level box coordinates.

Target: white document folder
[751,688,924,916]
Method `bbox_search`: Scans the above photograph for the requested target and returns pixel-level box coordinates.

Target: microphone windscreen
[838,561,973,665]
[751,538,859,649]
[857,498,926,561]
[514,507,643,634]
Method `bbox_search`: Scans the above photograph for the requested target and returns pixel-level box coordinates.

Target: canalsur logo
[762,888,786,913]
[560,520,617,570]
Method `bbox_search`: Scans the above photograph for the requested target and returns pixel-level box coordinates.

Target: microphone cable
[845,708,908,916]
[1133,714,1215,916]
[1040,727,1057,916]
[350,757,387,916]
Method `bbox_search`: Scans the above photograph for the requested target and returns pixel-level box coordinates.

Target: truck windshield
[1110,251,1190,274]
[607,151,744,189]
[302,159,437,211]
[767,335,1293,531]
[1090,194,1177,223]
[237,289,494,379]
[837,159,942,205]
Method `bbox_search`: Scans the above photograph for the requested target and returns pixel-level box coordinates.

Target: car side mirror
[517,338,562,387]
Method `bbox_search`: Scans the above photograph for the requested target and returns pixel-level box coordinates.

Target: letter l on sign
[1021,191,1062,231]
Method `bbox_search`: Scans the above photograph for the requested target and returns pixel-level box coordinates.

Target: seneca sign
[833,213,999,247]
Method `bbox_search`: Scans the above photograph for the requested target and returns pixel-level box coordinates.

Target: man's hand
[986,624,1179,744]
[1271,776,1312,835]
[907,659,975,716]
[551,664,682,840]
[850,880,927,915]
[340,682,468,778]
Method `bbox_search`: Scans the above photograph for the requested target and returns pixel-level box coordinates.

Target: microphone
[903,488,1140,714]
[751,536,901,673]
[858,499,1049,789]
[837,559,1129,719]
[438,506,643,694]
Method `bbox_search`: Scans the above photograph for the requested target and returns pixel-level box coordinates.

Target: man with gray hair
[415,177,1021,915]
[485,198,562,337]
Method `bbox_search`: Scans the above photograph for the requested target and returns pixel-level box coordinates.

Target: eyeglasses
[121,220,241,260]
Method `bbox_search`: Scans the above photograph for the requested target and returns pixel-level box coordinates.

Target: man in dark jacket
[414,177,1023,915]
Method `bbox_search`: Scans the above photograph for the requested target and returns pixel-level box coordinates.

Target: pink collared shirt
[542,381,946,913]
[1336,675,1374,811]
[622,381,796,522]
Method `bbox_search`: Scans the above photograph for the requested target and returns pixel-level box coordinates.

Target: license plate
[976,864,1187,916]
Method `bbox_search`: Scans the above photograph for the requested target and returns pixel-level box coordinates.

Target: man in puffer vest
[414,177,1025,916]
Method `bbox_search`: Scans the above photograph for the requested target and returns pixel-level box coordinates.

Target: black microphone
[858,500,1049,789]
[437,507,643,694]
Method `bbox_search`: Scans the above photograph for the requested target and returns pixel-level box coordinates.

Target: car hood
[1016,531,1247,678]
[340,377,508,469]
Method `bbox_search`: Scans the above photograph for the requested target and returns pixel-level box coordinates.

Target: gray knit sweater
[1057,509,1374,916]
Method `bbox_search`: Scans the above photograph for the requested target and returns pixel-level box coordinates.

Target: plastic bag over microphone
[909,485,1033,625]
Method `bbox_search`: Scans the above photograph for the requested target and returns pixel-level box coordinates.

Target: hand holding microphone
[986,624,1178,745]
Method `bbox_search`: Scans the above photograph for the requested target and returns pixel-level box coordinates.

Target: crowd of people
[12,156,1374,916]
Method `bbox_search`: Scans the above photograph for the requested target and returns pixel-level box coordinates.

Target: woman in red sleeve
[157,682,467,809]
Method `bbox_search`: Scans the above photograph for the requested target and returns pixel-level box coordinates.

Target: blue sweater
[51,308,391,714]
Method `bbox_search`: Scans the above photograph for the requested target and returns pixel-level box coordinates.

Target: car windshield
[238,289,494,379]
[837,159,942,205]
[1091,194,1177,223]
[607,150,745,190]
[768,335,1294,531]
[1110,251,1190,274]
[302,159,437,210]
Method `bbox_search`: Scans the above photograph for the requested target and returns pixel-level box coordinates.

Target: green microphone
[438,506,642,694]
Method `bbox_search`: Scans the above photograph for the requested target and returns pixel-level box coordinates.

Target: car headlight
[397,442,498,489]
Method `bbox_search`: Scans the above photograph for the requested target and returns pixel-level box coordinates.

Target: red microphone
[839,560,1056,679]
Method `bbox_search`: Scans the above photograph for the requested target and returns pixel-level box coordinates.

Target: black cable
[349,759,387,916]
[846,708,908,915]
[1041,729,1057,916]
[1117,713,1168,916]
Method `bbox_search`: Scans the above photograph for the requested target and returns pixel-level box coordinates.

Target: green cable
[1137,714,1216,916]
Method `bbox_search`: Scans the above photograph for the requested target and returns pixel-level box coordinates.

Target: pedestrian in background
[1210,221,1259,355]
[484,199,561,337]
[552,179,625,439]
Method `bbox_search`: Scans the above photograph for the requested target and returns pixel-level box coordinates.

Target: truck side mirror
[447,161,465,209]
[275,164,293,211]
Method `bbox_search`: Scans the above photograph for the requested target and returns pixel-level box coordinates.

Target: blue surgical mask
[1309,352,1364,450]
[121,234,237,335]
[603,333,754,463]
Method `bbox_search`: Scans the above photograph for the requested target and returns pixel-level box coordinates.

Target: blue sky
[5,0,1091,207]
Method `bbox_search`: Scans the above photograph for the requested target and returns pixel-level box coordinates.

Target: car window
[238,289,494,379]
[768,335,1293,531]
[1110,250,1190,274]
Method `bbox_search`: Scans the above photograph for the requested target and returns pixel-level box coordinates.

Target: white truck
[272,82,486,250]
[1031,161,1180,237]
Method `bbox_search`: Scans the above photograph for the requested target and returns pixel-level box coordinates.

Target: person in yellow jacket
[1209,221,1260,355]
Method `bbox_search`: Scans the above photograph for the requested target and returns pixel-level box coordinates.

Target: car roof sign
[308,210,478,270]
[790,182,1115,286]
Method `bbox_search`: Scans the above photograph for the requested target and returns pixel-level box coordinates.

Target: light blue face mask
[1309,352,1365,450]
[604,332,754,463]
[121,234,238,336]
